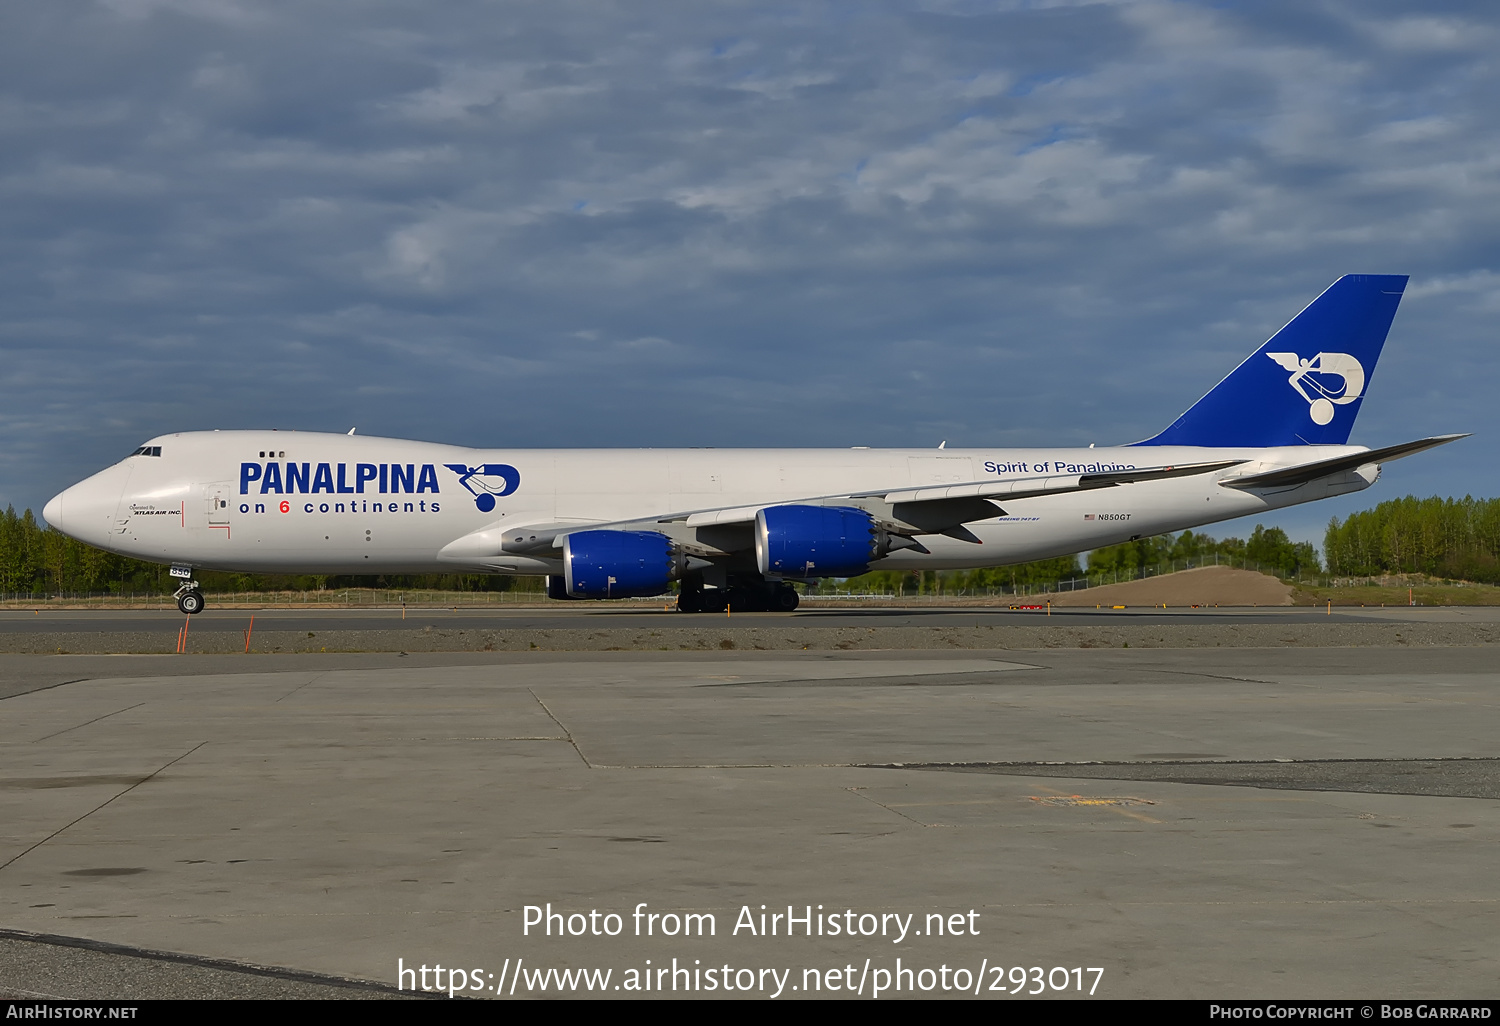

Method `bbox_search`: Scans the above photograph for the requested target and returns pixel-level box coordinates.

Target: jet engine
[562,530,699,599]
[754,505,917,578]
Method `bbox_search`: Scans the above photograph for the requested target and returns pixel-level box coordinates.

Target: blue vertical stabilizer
[1134,274,1407,447]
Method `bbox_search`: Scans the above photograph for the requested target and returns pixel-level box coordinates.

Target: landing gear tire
[677,590,704,614]
[177,590,205,615]
[773,586,800,612]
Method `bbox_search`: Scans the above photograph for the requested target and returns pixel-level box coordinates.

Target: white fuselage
[43,430,1376,577]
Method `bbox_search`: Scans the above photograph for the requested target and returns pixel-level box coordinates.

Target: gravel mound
[1041,566,1293,607]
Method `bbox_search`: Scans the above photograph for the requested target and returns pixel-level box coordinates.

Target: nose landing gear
[171,568,205,615]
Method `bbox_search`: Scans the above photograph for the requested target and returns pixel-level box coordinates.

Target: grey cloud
[2,0,1498,547]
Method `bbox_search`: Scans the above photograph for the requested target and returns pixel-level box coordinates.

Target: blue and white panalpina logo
[1266,352,1365,426]
[444,463,521,512]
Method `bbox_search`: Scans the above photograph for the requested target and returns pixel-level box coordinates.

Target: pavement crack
[0,678,91,702]
[1154,669,1276,685]
[275,672,329,703]
[528,689,591,768]
[0,742,208,874]
[845,786,927,826]
[31,703,146,743]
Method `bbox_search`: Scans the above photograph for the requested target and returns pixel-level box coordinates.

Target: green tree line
[0,505,532,595]
[1324,495,1500,582]
[1086,524,1318,580]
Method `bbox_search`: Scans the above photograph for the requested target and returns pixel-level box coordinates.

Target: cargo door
[206,482,232,530]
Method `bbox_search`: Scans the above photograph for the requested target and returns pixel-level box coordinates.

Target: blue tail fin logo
[1266,351,1364,426]
[1135,274,1407,447]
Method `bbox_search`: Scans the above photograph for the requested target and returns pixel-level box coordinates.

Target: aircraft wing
[654,459,1244,545]
[440,459,1247,562]
[1219,435,1467,490]
[651,459,1241,523]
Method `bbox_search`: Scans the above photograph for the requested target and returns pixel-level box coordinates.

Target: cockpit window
[130,446,162,457]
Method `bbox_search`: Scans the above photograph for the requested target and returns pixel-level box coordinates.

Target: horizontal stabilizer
[1220,434,1468,490]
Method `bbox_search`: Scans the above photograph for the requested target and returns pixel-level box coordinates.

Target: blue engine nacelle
[755,505,897,578]
[562,530,691,599]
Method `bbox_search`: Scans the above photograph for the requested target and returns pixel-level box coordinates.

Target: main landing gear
[677,576,799,613]
[171,568,205,615]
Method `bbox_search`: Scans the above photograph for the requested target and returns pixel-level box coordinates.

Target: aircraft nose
[42,464,131,545]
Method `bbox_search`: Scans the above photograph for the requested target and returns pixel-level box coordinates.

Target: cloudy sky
[3,0,1497,548]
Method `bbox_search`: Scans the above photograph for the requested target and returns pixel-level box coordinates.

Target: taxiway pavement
[1,645,1497,999]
